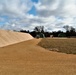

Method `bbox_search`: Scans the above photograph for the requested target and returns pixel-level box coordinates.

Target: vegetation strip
[38,38,76,54]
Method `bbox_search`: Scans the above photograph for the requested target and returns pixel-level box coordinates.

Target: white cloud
[33,0,76,31]
[0,0,76,32]
[0,0,33,17]
[34,0,76,17]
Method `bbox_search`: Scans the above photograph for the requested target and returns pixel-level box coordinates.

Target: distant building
[50,35,53,38]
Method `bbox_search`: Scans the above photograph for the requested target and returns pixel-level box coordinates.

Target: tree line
[20,25,76,38]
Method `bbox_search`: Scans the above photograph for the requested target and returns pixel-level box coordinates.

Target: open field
[38,38,76,54]
[0,30,76,75]
[0,38,76,75]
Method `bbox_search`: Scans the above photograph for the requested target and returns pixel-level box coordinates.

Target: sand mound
[0,30,33,47]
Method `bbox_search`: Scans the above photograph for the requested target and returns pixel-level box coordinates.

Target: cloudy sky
[0,0,76,32]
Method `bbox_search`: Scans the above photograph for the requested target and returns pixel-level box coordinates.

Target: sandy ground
[0,38,76,75]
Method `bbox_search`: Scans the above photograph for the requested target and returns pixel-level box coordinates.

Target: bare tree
[34,26,44,33]
[63,25,76,37]
[63,25,70,32]
[63,25,75,32]
[70,26,75,32]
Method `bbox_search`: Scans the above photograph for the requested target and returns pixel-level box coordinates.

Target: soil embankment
[0,30,33,47]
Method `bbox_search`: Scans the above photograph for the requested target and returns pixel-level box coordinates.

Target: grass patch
[38,38,76,54]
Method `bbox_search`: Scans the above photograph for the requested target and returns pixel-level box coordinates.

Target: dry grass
[38,38,76,54]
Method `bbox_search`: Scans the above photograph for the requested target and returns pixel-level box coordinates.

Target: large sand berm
[0,30,33,47]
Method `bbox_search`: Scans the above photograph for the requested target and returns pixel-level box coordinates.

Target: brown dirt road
[0,39,76,75]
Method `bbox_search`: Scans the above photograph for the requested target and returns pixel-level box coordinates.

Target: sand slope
[0,30,33,47]
[0,39,76,75]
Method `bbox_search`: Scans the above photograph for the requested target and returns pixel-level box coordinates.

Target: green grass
[38,38,76,54]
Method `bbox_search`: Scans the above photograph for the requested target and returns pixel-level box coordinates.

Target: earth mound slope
[0,30,33,47]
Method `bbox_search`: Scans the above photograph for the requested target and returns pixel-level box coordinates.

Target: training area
[0,30,76,75]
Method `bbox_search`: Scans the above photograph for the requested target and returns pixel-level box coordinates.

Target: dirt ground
[0,39,76,75]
